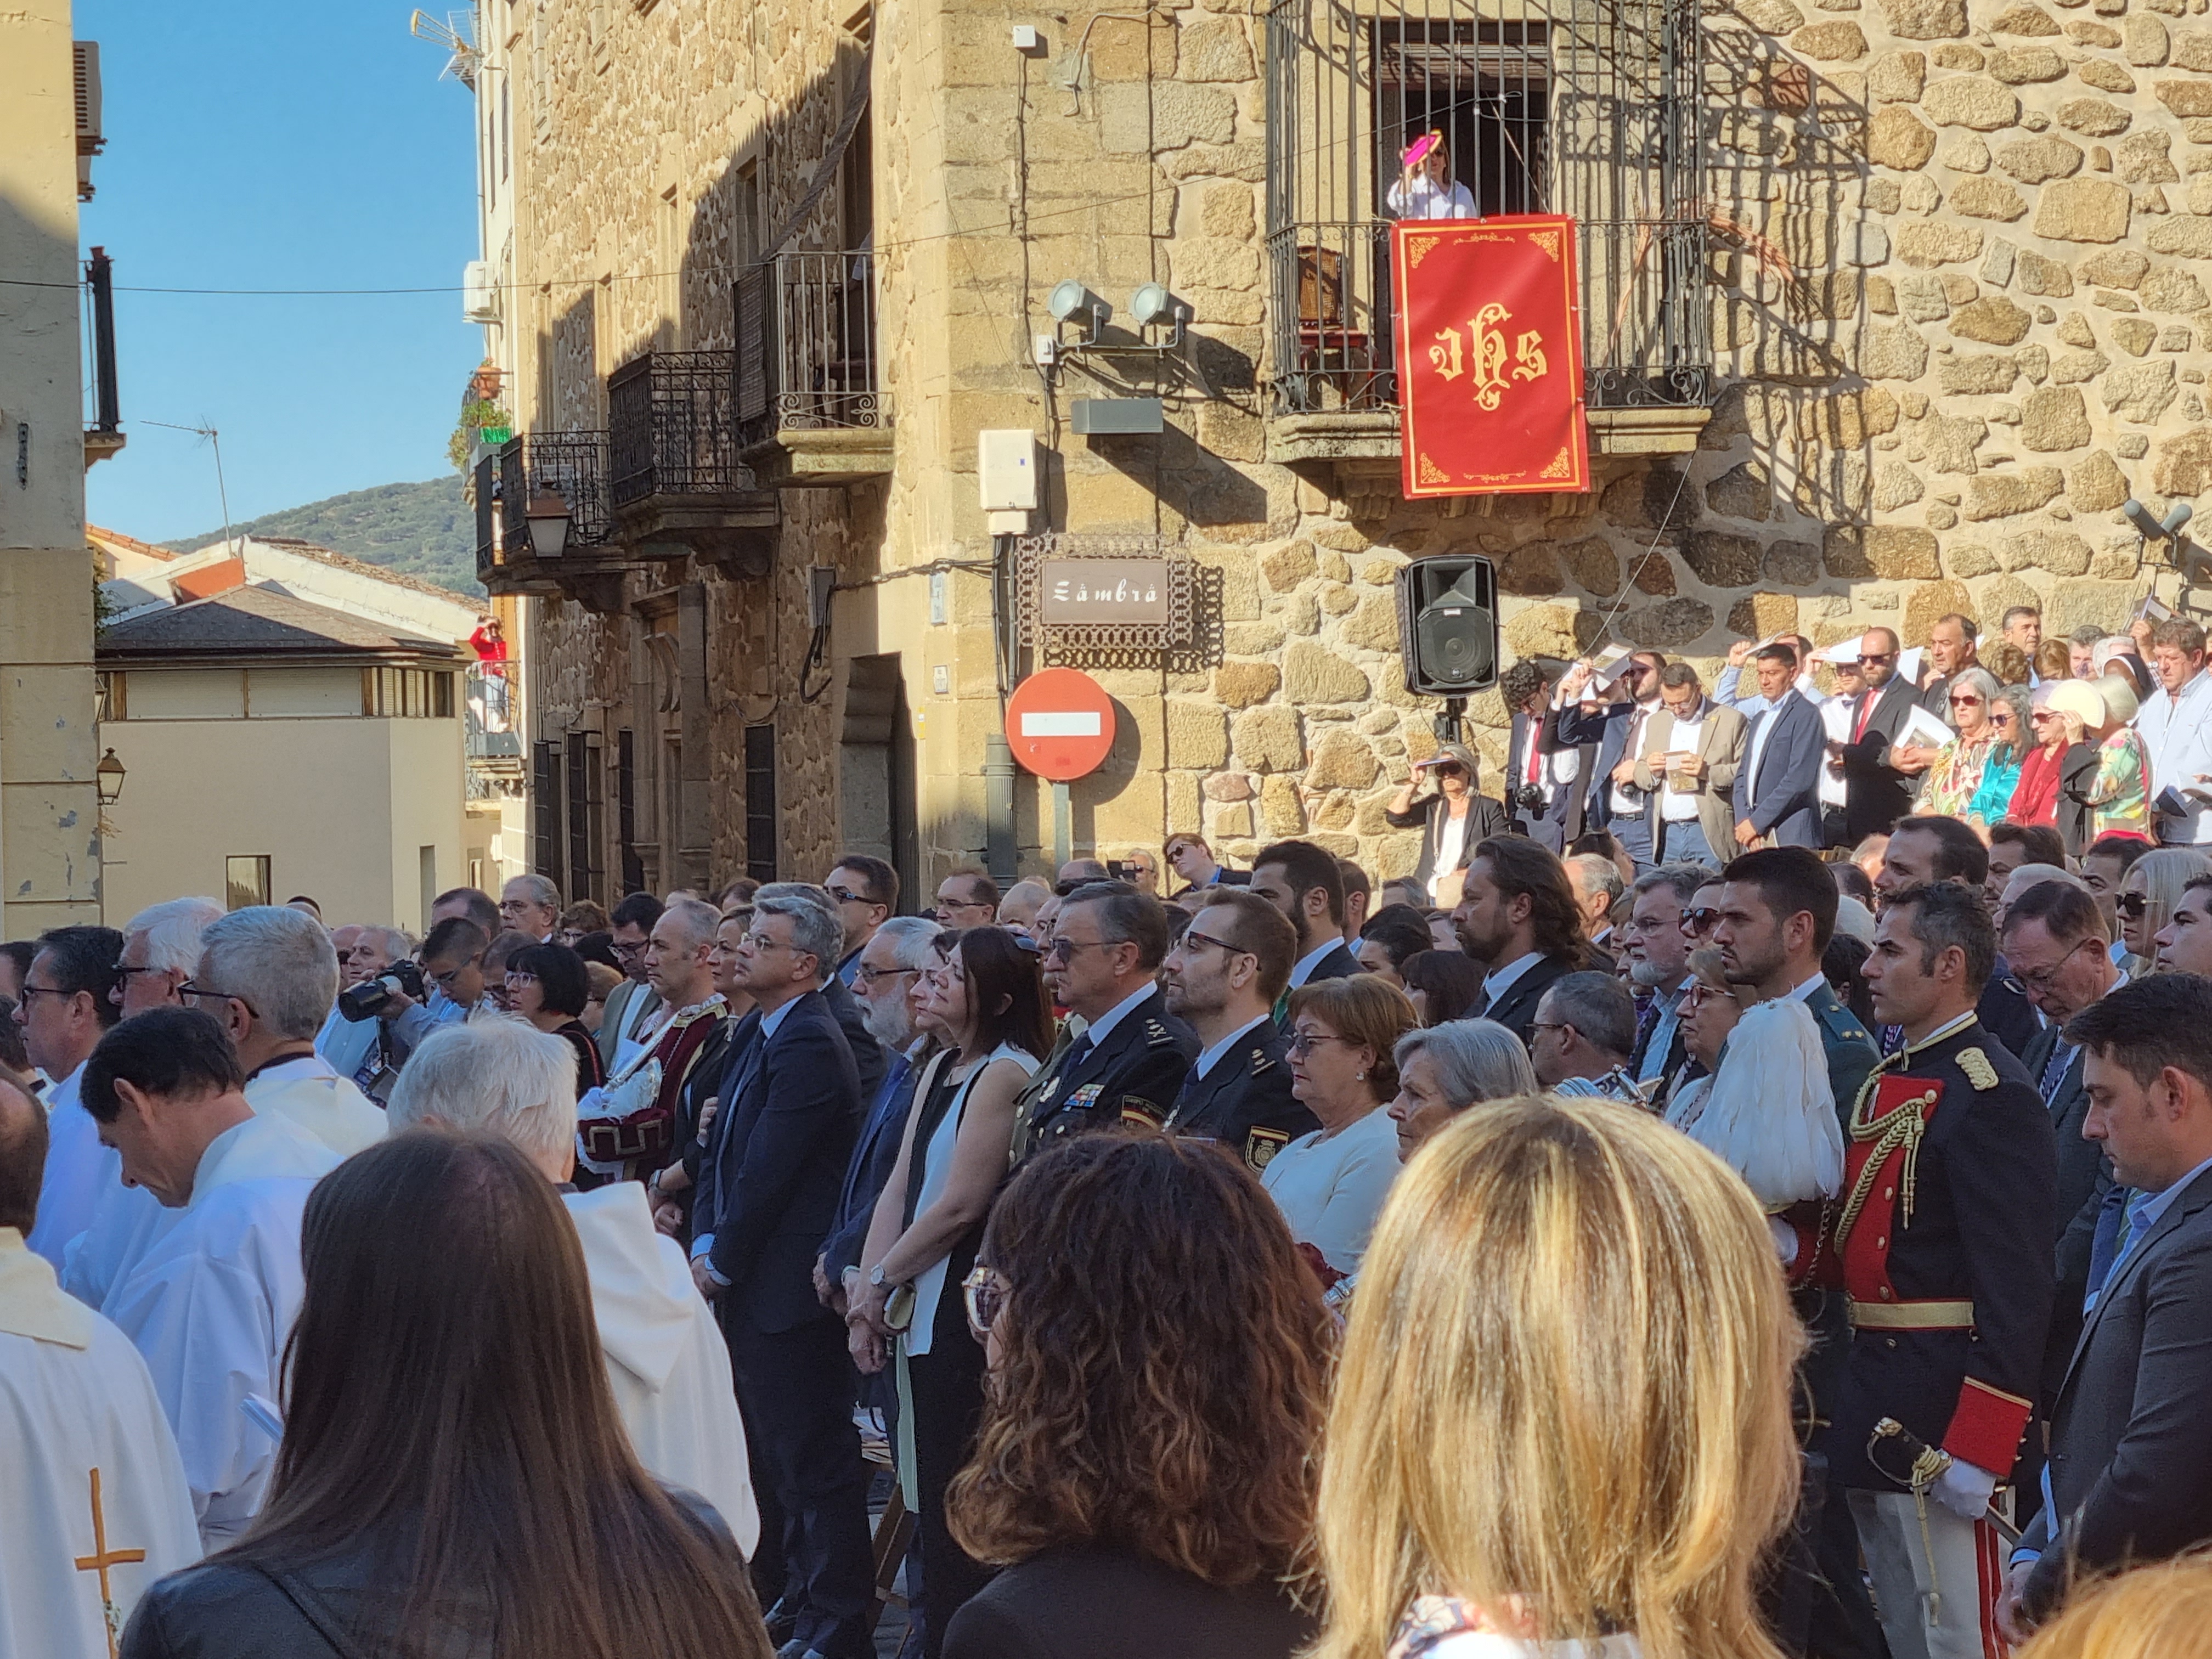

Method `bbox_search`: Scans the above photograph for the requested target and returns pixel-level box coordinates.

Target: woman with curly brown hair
[943,1132,1330,1659]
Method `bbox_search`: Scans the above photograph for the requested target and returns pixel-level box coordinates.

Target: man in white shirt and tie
[2135,617,2212,847]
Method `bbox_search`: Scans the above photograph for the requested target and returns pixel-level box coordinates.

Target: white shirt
[244,1054,388,1157]
[103,1111,342,1548]
[26,1065,108,1273]
[0,1228,201,1659]
[1289,939,1344,990]
[562,1184,759,1558]
[1260,1106,1401,1273]
[1482,950,1544,1010]
[606,980,664,1075]
[1430,808,1471,901]
[1658,704,1707,822]
[1786,972,1830,1005]
[1196,1015,1272,1082]
[2135,668,2212,844]
[1386,174,1477,220]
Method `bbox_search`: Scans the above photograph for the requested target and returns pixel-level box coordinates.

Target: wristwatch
[869,1263,891,1289]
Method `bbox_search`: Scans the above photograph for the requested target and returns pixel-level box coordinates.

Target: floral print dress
[2073,727,2153,837]
[1914,732,1996,821]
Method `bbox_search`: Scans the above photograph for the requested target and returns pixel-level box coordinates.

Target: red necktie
[1853,691,1876,743]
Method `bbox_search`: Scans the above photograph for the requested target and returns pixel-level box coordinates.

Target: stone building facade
[467,0,2210,901]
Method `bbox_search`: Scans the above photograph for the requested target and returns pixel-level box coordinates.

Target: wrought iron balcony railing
[608,349,747,507]
[499,431,617,559]
[736,251,887,449]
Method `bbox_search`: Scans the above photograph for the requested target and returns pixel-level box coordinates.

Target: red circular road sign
[1005,668,1118,781]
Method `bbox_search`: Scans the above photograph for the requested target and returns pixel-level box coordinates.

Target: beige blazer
[1631,700,1750,859]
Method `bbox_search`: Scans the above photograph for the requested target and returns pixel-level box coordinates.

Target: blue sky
[79,2,482,541]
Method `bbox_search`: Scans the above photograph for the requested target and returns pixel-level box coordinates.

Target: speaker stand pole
[1433,696,1466,747]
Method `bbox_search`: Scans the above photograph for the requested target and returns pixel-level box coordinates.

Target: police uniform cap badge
[1957,1047,1999,1091]
[1246,1126,1290,1169]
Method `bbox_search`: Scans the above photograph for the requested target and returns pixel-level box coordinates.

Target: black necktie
[1062,1031,1094,1077]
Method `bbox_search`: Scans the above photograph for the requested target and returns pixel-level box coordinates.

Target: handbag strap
[244,1562,379,1659]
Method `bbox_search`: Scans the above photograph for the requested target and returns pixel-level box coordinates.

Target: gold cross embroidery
[74,1467,145,1659]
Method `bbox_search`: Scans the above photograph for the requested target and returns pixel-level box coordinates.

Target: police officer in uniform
[1022,882,1197,1153]
[1159,887,1319,1173]
[1796,882,2057,1659]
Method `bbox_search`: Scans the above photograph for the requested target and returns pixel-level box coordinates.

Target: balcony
[1261,0,1713,483]
[475,433,637,614]
[735,251,894,489]
[607,349,779,577]
[464,665,525,786]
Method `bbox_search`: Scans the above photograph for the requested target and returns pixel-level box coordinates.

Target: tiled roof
[97,584,462,663]
[87,526,179,564]
[242,537,481,606]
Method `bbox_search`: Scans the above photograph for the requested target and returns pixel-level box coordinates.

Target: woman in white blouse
[1387,134,1479,221]
[1261,975,1419,1275]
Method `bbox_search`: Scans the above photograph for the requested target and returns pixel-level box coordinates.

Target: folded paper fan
[1402,129,1443,168]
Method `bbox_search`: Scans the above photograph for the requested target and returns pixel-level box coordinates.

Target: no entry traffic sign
[1005,668,1117,781]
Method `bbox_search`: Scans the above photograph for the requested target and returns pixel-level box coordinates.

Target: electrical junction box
[978,430,1038,512]
[1070,398,1164,435]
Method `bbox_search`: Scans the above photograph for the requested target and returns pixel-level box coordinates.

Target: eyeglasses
[114,963,171,981]
[826,885,869,906]
[1949,694,1984,707]
[177,980,262,1018]
[1180,927,1252,958]
[16,984,79,1006]
[1859,652,1896,665]
[1528,1020,1568,1037]
[2117,891,2150,918]
[855,963,920,987]
[1043,936,1111,964]
[1679,981,1731,1011]
[610,940,645,960]
[503,971,539,991]
[1679,907,1720,934]
[2011,936,2099,995]
[1284,1029,1351,1057]
[961,1265,1007,1335]
[427,958,481,990]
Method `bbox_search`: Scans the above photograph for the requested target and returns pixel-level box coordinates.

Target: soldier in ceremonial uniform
[1799,882,2058,1659]
[1159,888,1319,1172]
[1021,882,1197,1154]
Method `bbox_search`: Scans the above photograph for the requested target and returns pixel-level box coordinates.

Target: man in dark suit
[1022,882,1198,1152]
[1915,611,1981,720]
[1248,839,1361,990]
[1735,642,1825,851]
[1163,832,1248,895]
[820,915,943,1303]
[1833,627,1921,843]
[2001,975,2212,1639]
[1450,836,1587,1046]
[1555,650,1668,873]
[691,889,874,1659]
[1160,888,1317,1172]
[2001,881,2127,1399]
[1499,661,1590,851]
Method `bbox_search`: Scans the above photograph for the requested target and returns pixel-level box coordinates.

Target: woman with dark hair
[122,1132,768,1659]
[507,942,606,1093]
[849,928,1053,1655]
[944,1133,1328,1659]
[1397,949,1486,1026]
[1353,903,1436,986]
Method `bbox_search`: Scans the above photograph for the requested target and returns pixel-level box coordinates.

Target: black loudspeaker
[1395,556,1498,696]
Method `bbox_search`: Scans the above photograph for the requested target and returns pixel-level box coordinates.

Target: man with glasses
[2002,879,2128,1385]
[1622,866,1706,1097]
[1530,972,1642,1102]
[112,898,225,1020]
[1558,650,1669,874]
[1160,889,1316,1172]
[1022,882,1197,1153]
[934,867,1001,928]
[823,854,898,988]
[1832,627,1922,844]
[598,891,666,1073]
[20,924,123,1272]
[580,897,727,1185]
[499,873,562,942]
[1163,832,1248,895]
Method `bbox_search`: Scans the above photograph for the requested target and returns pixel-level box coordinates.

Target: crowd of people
[5,605,2212,1659]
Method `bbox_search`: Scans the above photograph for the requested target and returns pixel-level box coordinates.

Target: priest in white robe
[19,926,125,1271]
[194,906,387,1157]
[387,1018,760,1554]
[83,1007,342,1550]
[0,1076,199,1659]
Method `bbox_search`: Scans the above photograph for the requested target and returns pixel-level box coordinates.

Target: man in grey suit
[1999,975,2212,1639]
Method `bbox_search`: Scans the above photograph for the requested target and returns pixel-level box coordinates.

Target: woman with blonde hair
[2013,1553,2212,1658]
[2115,847,2212,970]
[1315,1096,1802,1659]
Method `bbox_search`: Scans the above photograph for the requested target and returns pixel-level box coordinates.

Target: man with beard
[1620,866,1705,1097]
[1449,837,1585,1047]
[1159,888,1316,1173]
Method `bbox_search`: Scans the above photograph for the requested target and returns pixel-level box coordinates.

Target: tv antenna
[142,419,237,558]
[408,10,480,87]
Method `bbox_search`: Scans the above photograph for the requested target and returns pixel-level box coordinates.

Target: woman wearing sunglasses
[1385,743,1510,908]
[2115,848,2212,971]
[1966,682,2033,826]
[1661,946,1753,1131]
[943,1133,1329,1659]
[1911,666,2004,820]
[850,928,1052,1655]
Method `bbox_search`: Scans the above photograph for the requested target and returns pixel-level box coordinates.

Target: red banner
[1391,214,1589,499]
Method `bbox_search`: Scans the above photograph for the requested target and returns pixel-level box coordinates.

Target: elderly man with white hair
[313,924,411,1086]
[501,873,563,942]
[387,1018,758,1556]
[112,896,226,1019]
[190,906,387,1157]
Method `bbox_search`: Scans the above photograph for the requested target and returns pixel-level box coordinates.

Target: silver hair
[198,906,339,1040]
[1631,864,1708,906]
[505,873,562,910]
[1566,853,1624,906]
[357,926,415,960]
[658,895,723,949]
[753,885,844,970]
[123,897,225,975]
[386,1018,576,1169]
[1394,1018,1538,1111]
[875,913,946,970]
[1948,665,2002,706]
[1535,970,1638,1059]
[859,916,943,1046]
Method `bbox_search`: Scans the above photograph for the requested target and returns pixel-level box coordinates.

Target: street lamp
[524,488,573,560]
[1047,280,1111,346]
[95,748,126,806]
[1128,282,1192,348]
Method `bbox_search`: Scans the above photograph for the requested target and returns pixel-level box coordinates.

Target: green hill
[163,477,482,597]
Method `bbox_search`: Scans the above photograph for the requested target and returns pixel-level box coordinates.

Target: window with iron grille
[566,731,604,904]
[1264,0,1708,416]
[532,739,565,893]
[744,724,778,883]
[617,728,646,895]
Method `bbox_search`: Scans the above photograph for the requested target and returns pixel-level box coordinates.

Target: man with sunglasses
[1160,889,1317,1173]
[1623,866,1706,1096]
[1832,627,1923,844]
[1558,650,1670,874]
[823,854,898,988]
[2002,879,2128,1389]
[1020,882,1197,1154]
